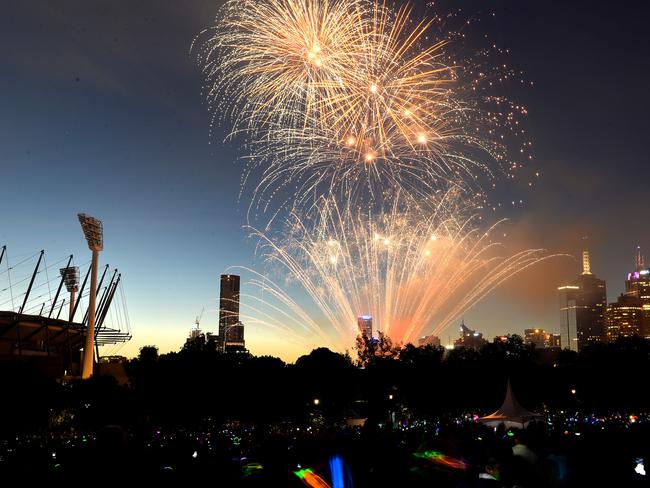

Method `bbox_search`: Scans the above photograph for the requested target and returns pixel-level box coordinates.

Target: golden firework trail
[235,189,556,350]
[197,0,528,212]
[195,1,548,352]
[197,0,368,135]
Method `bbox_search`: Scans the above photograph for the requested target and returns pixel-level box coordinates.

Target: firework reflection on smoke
[236,189,553,350]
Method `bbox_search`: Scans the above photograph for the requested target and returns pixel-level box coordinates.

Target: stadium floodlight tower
[60,266,80,321]
[78,213,103,379]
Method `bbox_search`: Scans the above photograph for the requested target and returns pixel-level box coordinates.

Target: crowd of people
[2,337,650,484]
[1,412,648,486]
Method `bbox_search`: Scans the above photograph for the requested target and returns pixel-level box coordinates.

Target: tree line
[2,334,650,436]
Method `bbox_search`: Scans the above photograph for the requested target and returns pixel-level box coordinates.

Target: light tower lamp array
[78,213,103,380]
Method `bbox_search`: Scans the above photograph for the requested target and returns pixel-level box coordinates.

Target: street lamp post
[78,213,103,379]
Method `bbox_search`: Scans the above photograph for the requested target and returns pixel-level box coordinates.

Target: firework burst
[195,1,548,353]
[197,0,368,135]
[235,189,554,350]
[197,0,527,213]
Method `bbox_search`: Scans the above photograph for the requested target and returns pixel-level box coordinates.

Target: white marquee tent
[479,381,545,429]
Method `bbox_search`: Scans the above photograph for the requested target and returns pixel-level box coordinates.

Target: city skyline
[2,0,650,361]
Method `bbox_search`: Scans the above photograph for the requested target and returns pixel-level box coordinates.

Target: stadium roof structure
[0,311,130,371]
[0,246,131,377]
[0,311,85,356]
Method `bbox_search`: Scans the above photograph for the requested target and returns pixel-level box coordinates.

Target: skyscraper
[357,315,373,338]
[604,293,644,342]
[605,247,650,340]
[219,274,245,350]
[625,247,650,300]
[558,285,579,352]
[558,240,607,351]
[625,246,650,338]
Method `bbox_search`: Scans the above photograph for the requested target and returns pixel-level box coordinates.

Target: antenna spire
[635,246,645,272]
[581,236,592,275]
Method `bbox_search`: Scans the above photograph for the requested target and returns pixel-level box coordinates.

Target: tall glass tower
[219,274,244,350]
[558,240,607,351]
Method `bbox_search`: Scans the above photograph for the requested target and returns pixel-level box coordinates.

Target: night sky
[2,0,649,360]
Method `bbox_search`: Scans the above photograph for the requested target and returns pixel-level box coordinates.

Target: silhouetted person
[476,458,503,487]
[512,431,537,465]
[511,430,540,487]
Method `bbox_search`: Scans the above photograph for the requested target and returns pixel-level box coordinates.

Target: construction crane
[195,307,205,328]
[188,307,205,341]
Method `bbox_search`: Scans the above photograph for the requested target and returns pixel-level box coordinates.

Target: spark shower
[196,0,550,350]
